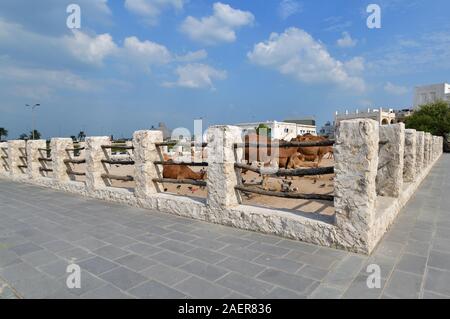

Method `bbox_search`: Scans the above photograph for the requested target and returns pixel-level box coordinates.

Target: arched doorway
[382,119,388,125]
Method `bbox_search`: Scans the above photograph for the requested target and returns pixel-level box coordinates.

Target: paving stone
[78,256,119,276]
[218,245,263,260]
[296,265,329,281]
[424,267,450,297]
[264,287,305,299]
[124,243,162,257]
[395,253,427,275]
[253,254,303,273]
[75,237,108,251]
[158,239,196,254]
[257,268,317,295]
[38,259,71,279]
[342,274,385,299]
[174,276,231,299]
[309,284,344,299]
[92,245,129,261]
[428,250,450,271]
[100,267,148,291]
[81,284,133,299]
[129,280,187,298]
[114,254,156,272]
[10,242,43,256]
[185,247,227,264]
[41,240,75,253]
[150,251,193,268]
[247,242,290,257]
[163,231,198,243]
[140,263,191,286]
[286,251,337,270]
[21,250,59,267]
[216,272,273,298]
[56,247,93,262]
[383,270,422,299]
[180,260,229,281]
[216,257,266,277]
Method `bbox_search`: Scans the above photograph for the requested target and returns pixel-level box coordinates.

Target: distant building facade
[319,121,335,138]
[235,120,317,140]
[335,108,396,125]
[413,83,450,108]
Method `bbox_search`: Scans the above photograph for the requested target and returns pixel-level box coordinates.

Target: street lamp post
[26,104,40,140]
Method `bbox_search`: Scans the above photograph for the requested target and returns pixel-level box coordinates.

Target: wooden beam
[153,161,208,167]
[101,159,135,165]
[234,140,335,148]
[152,178,207,187]
[235,185,334,201]
[63,159,86,164]
[234,163,334,177]
[101,174,134,182]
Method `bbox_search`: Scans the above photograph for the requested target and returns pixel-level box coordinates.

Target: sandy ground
[62,157,335,217]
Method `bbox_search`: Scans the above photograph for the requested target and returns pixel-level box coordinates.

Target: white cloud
[123,36,172,66]
[337,32,357,48]
[248,27,366,92]
[125,0,185,25]
[63,30,118,66]
[164,63,227,89]
[384,82,409,95]
[278,0,303,20]
[180,2,254,45]
[175,49,208,62]
[344,57,365,74]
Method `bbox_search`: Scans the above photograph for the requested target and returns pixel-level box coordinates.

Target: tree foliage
[255,124,272,138]
[0,127,8,141]
[405,100,450,137]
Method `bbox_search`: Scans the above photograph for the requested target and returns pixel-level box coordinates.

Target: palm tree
[0,127,8,141]
[29,130,41,140]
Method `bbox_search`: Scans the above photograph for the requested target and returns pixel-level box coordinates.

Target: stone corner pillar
[0,142,9,174]
[26,140,47,179]
[404,129,417,183]
[50,138,73,183]
[415,131,425,173]
[8,140,27,176]
[85,136,111,192]
[132,130,163,198]
[206,125,243,210]
[376,123,405,197]
[334,119,379,252]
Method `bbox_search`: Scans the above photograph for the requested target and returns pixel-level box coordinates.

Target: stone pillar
[415,131,425,173]
[26,140,47,179]
[8,140,26,176]
[403,129,417,183]
[132,130,163,198]
[376,123,405,197]
[50,138,73,183]
[334,119,379,250]
[207,125,243,210]
[85,137,111,191]
[424,133,431,167]
[0,142,8,174]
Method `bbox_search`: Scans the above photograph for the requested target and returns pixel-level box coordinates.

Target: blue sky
[0,0,449,139]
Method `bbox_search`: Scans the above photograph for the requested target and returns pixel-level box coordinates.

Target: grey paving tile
[38,259,70,279]
[395,253,427,275]
[158,239,196,254]
[0,262,43,285]
[92,245,129,261]
[78,256,119,276]
[432,237,450,253]
[322,255,366,288]
[342,274,385,299]
[247,242,290,257]
[257,268,316,294]
[243,232,282,245]
[253,254,303,273]
[286,251,337,270]
[12,273,62,299]
[56,247,93,262]
[422,290,450,299]
[275,239,319,254]
[174,276,231,299]
[99,267,148,291]
[0,249,21,268]
[180,260,229,281]
[218,245,263,260]
[189,238,228,251]
[185,247,227,264]
[428,250,450,271]
[60,270,107,296]
[75,237,108,251]
[424,268,450,297]
[404,240,431,257]
[21,249,59,267]
[150,251,193,268]
[10,242,43,256]
[264,287,305,299]
[114,254,156,272]
[216,235,254,247]
[163,231,198,243]
[215,272,273,298]
[124,243,162,257]
[383,270,422,299]
[41,240,75,253]
[309,284,344,299]
[216,257,266,277]
[102,235,139,248]
[130,280,188,299]
[81,284,133,299]
[140,263,191,286]
[296,265,329,281]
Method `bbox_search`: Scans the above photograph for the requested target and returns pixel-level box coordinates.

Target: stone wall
[0,124,444,255]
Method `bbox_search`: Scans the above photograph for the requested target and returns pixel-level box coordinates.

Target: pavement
[0,154,449,299]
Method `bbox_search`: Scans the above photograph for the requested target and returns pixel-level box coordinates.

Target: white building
[319,121,335,138]
[234,121,317,141]
[335,108,396,125]
[413,83,450,108]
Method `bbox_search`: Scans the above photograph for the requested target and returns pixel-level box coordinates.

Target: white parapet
[404,129,417,183]
[85,136,111,191]
[26,140,47,179]
[50,138,73,183]
[424,133,432,167]
[0,142,8,174]
[133,130,163,198]
[376,123,405,197]
[416,131,425,172]
[8,140,26,176]
[334,119,379,253]
[206,125,243,210]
